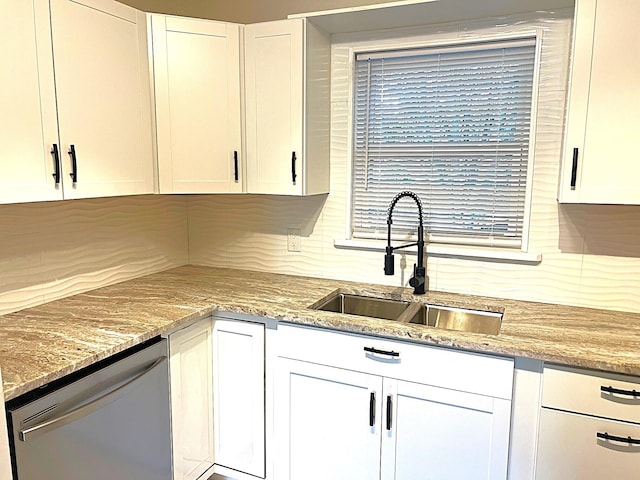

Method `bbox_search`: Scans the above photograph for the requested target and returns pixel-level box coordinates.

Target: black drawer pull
[233,150,239,182]
[597,432,640,445]
[369,392,376,427]
[68,144,78,183]
[51,144,61,185]
[291,151,297,184]
[386,395,393,431]
[570,147,578,189]
[601,385,640,397]
[364,346,399,358]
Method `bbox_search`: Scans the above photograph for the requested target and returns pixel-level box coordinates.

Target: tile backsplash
[0,195,188,315]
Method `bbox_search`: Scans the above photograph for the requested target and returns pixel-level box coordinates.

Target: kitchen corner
[3,0,640,477]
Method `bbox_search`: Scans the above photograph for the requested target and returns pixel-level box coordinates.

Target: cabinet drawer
[276,323,513,399]
[536,408,640,479]
[542,365,640,422]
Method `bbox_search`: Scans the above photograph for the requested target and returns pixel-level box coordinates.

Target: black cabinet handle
[386,395,393,430]
[233,151,239,182]
[369,392,376,427]
[597,432,640,445]
[601,385,640,398]
[291,151,297,184]
[68,144,78,183]
[570,147,578,189]
[364,346,399,358]
[51,144,61,185]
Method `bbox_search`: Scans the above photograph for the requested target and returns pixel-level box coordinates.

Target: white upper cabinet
[244,18,330,196]
[0,0,61,204]
[558,0,640,204]
[0,0,154,205]
[50,0,154,199]
[151,15,243,194]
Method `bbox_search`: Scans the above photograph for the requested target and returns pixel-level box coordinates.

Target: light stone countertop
[1,265,640,401]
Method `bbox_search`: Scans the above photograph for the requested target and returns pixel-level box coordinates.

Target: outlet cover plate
[287,228,301,252]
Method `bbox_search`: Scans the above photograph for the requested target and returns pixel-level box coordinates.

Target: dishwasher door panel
[8,339,172,480]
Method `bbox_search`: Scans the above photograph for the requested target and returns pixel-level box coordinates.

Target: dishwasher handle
[19,357,167,442]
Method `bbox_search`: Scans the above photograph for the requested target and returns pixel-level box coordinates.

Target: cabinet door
[169,320,215,480]
[212,318,265,478]
[536,408,640,479]
[245,19,304,195]
[152,16,243,194]
[559,0,640,204]
[49,0,154,199]
[0,0,61,204]
[274,358,382,480]
[381,379,511,480]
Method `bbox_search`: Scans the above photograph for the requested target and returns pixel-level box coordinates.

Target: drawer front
[542,364,640,422]
[276,323,514,399]
[536,408,640,479]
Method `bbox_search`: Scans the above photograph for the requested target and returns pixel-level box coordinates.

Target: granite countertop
[1,265,640,401]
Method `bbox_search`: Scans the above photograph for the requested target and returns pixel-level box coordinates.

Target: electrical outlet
[287,228,301,252]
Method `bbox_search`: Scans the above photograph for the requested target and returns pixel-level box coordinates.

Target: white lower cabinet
[536,409,640,479]
[274,324,514,480]
[212,318,265,479]
[168,316,265,480]
[169,319,215,480]
[536,364,640,479]
[275,359,382,480]
[383,380,512,480]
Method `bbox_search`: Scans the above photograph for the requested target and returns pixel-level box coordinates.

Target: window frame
[344,31,544,253]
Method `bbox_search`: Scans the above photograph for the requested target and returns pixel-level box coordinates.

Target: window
[351,37,538,248]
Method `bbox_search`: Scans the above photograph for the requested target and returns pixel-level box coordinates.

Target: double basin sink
[311,292,502,335]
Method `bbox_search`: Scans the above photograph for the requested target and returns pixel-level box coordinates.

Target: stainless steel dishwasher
[7,337,172,480]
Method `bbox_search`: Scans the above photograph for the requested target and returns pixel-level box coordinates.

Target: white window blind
[352,38,537,248]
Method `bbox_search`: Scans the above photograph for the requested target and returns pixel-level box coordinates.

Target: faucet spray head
[384,246,394,275]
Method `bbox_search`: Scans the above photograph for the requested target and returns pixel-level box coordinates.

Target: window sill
[334,239,542,264]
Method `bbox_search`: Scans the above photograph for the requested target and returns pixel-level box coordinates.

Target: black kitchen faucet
[384,191,427,295]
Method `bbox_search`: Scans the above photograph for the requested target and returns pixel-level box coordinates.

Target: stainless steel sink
[311,292,502,335]
[312,293,411,321]
[398,303,502,335]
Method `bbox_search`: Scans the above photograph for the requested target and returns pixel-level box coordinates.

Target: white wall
[0,195,189,315]
[188,9,640,314]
